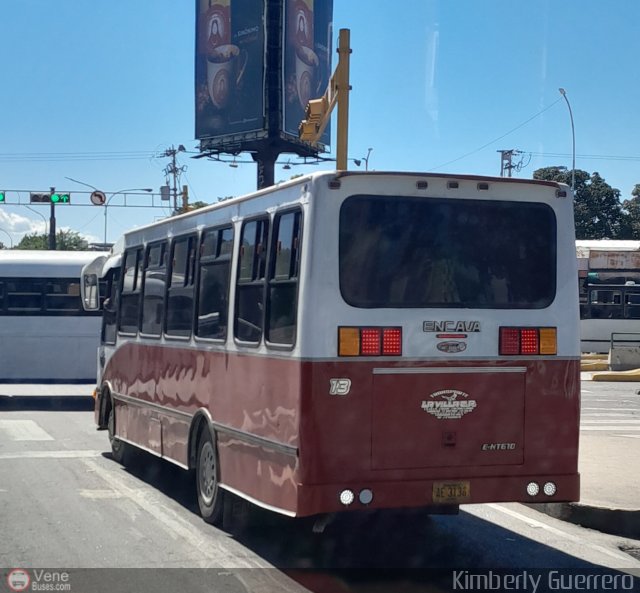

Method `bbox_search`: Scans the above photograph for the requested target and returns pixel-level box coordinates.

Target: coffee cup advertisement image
[195,0,265,139]
[283,0,333,144]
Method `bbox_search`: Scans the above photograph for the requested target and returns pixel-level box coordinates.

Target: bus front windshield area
[339,195,557,309]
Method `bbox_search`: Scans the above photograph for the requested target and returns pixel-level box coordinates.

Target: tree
[16,230,89,250]
[621,184,640,239]
[533,166,628,239]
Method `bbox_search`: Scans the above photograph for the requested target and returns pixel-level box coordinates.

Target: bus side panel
[103,343,304,513]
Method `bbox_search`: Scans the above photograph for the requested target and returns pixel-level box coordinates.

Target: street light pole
[0,228,14,248]
[558,88,576,191]
[104,188,153,244]
[363,147,373,171]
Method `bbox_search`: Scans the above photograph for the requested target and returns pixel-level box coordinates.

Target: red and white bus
[82,171,580,524]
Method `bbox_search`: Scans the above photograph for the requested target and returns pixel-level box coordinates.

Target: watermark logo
[7,569,31,593]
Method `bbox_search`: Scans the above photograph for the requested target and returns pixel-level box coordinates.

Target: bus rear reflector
[339,327,403,356]
[499,327,557,356]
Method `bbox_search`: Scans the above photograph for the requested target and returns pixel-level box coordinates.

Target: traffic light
[299,97,330,142]
[0,191,5,203]
[30,192,51,203]
[29,192,71,203]
[51,192,71,203]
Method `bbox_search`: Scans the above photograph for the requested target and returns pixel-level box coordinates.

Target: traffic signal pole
[298,29,352,170]
[49,186,56,250]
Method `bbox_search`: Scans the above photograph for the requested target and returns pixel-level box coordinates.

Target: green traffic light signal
[0,191,5,203]
[50,193,71,204]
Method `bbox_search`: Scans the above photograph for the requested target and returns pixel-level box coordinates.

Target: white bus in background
[0,250,108,382]
[577,240,640,353]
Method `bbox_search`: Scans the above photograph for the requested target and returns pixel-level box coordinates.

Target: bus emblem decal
[329,378,351,396]
[437,341,467,353]
[421,390,477,419]
[423,321,481,333]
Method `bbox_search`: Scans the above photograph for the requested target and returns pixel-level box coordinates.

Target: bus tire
[196,427,225,525]
[107,402,128,465]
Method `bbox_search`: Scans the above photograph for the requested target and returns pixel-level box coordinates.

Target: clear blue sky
[1,0,639,246]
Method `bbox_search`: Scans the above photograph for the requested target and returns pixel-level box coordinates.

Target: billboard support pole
[254,148,279,190]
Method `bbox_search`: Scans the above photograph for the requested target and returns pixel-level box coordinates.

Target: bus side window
[141,241,167,337]
[166,235,197,338]
[118,248,143,334]
[196,226,233,340]
[235,217,269,344]
[103,268,120,345]
[266,210,301,346]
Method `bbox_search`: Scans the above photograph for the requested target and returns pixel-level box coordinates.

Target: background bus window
[45,280,82,312]
[166,235,196,337]
[196,227,233,340]
[235,218,269,343]
[5,279,44,312]
[119,248,143,334]
[141,241,167,336]
[267,211,301,346]
[626,291,640,319]
[588,289,623,319]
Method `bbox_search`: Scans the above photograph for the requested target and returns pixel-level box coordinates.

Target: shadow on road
[0,395,94,411]
[109,448,640,592]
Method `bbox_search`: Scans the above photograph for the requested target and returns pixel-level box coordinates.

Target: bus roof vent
[447,181,459,189]
[416,180,429,190]
[477,182,489,191]
[328,179,342,190]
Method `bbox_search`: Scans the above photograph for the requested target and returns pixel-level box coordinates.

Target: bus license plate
[432,481,471,503]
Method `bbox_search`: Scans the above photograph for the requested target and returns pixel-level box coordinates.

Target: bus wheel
[107,404,127,464]
[196,428,225,525]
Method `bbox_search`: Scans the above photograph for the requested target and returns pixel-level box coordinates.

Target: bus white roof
[576,240,640,259]
[0,250,109,277]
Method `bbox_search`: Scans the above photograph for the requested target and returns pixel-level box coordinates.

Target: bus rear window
[339,195,556,309]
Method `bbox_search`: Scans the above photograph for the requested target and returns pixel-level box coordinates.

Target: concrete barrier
[608,332,640,371]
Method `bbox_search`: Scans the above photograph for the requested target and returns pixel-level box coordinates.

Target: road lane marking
[581,426,640,431]
[0,450,103,460]
[81,457,272,569]
[485,504,634,563]
[78,489,123,499]
[0,419,54,441]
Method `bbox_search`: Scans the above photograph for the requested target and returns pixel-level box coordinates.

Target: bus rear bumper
[294,473,580,517]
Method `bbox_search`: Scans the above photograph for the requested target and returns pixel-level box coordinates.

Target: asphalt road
[0,389,639,593]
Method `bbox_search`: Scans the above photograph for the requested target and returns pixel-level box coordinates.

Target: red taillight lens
[520,329,539,355]
[338,327,403,356]
[499,327,556,356]
[500,328,520,355]
[382,328,402,355]
[360,328,382,355]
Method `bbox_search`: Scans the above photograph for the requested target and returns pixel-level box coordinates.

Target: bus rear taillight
[339,327,403,357]
[499,327,557,356]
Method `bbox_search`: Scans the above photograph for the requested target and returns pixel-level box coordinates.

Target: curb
[530,502,640,539]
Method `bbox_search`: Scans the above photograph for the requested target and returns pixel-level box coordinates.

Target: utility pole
[498,149,514,177]
[498,149,527,178]
[162,145,187,212]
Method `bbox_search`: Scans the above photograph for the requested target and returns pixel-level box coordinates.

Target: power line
[428,97,563,171]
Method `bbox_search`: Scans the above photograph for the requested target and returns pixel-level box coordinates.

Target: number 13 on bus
[81,171,580,525]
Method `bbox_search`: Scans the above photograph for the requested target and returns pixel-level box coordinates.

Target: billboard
[282,0,333,145]
[195,0,266,141]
